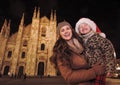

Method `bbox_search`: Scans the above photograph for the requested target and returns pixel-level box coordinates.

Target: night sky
[0,0,120,58]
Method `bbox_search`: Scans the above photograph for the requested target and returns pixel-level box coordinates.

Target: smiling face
[59,25,72,41]
[78,23,92,35]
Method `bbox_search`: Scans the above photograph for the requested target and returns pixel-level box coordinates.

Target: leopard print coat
[83,34,116,74]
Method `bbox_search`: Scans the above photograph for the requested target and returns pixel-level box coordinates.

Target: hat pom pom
[99,33,106,38]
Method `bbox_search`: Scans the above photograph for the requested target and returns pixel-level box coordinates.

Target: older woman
[75,18,116,85]
[50,21,105,85]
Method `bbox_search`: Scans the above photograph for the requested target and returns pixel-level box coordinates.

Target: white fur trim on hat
[99,32,106,38]
[75,18,96,34]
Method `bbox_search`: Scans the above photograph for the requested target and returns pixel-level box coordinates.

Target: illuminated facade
[0,8,57,77]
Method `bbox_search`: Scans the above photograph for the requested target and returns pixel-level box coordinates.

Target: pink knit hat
[75,18,106,38]
[57,21,72,34]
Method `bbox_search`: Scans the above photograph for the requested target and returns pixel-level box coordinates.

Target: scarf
[67,38,84,55]
[81,31,95,44]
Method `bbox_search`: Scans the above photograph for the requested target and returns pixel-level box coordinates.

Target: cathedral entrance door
[18,66,24,78]
[3,66,9,75]
[37,62,44,76]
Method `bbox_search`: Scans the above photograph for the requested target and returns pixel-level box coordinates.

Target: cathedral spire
[6,19,11,37]
[20,13,24,26]
[1,19,7,35]
[8,19,11,28]
[0,19,10,38]
[33,7,37,18]
[37,7,40,19]
[50,9,53,21]
[54,10,56,22]
[11,14,24,74]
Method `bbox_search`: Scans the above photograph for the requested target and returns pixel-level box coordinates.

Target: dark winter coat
[57,52,96,85]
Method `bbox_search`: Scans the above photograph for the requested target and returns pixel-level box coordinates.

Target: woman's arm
[57,60,104,83]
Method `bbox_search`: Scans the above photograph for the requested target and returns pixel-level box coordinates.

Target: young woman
[50,21,105,85]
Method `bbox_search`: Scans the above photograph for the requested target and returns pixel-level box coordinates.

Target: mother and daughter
[50,18,116,85]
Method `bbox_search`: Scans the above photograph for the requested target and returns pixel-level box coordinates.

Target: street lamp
[113,64,120,78]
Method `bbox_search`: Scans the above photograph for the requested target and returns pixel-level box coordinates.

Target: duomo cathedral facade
[0,8,57,77]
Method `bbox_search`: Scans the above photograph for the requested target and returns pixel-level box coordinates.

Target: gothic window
[41,27,46,37]
[7,51,12,58]
[41,44,45,50]
[23,40,27,47]
[21,52,25,58]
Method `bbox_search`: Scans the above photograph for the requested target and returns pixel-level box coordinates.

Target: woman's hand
[92,61,105,76]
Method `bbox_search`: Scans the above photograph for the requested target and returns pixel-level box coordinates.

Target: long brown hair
[50,28,83,69]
